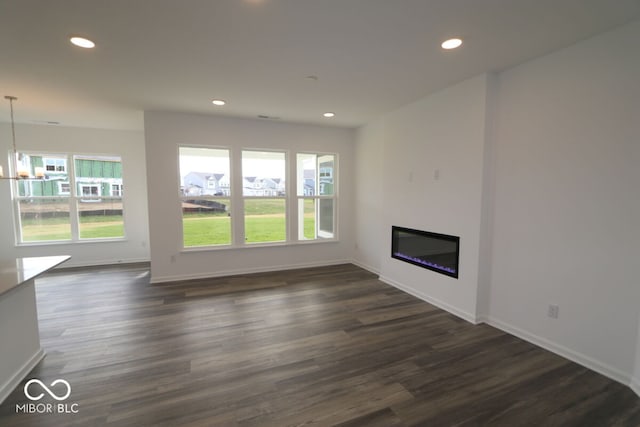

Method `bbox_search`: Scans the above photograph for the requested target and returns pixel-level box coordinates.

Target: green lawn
[243,198,286,215]
[21,214,124,241]
[22,223,72,242]
[20,200,315,245]
[183,216,231,246]
[80,223,125,239]
[182,215,289,246]
[183,215,318,246]
[182,198,316,246]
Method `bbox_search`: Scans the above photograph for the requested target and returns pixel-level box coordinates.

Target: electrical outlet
[548,304,559,319]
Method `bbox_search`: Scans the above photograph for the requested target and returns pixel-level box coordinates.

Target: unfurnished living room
[1,1,640,426]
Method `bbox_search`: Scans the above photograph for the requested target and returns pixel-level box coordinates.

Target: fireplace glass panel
[391,226,459,278]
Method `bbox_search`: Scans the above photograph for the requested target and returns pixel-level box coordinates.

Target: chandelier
[1,96,40,180]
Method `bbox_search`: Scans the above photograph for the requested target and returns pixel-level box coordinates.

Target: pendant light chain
[3,95,21,179]
[5,96,18,163]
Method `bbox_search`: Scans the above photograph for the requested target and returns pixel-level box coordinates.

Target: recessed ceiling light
[70,36,95,49]
[212,99,226,106]
[323,112,335,118]
[441,38,463,50]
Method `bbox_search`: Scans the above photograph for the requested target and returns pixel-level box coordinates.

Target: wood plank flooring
[0,263,638,426]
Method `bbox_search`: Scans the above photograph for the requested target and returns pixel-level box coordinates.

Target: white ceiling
[1,0,639,130]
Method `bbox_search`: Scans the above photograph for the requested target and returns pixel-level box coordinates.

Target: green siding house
[17,155,123,198]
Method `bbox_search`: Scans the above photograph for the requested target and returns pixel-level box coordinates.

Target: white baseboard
[350,259,380,276]
[375,276,636,391]
[485,316,630,387]
[150,259,352,284]
[0,347,45,405]
[378,274,479,324]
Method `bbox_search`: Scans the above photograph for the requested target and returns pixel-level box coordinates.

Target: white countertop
[0,256,71,297]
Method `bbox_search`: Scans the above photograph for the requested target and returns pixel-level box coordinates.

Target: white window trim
[58,181,71,195]
[111,183,123,197]
[12,151,125,245]
[43,157,67,173]
[79,184,101,202]
[241,149,289,245]
[296,152,338,242]
[179,145,233,248]
[178,147,338,250]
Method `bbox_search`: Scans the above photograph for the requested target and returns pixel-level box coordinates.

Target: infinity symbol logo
[24,379,71,401]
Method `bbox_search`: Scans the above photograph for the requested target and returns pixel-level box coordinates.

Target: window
[179,147,231,247]
[44,157,67,173]
[111,184,123,197]
[242,150,286,244]
[12,153,125,243]
[297,153,336,240]
[176,148,337,248]
[58,182,71,195]
[75,156,124,239]
[80,184,100,199]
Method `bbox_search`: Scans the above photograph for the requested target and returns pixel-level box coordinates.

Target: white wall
[353,119,385,274]
[475,74,498,320]
[353,19,640,389]
[144,111,355,282]
[488,20,640,383]
[354,75,490,322]
[0,124,150,267]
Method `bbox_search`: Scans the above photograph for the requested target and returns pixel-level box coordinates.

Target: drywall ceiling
[1,0,639,130]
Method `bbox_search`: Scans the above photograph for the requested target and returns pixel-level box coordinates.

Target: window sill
[16,238,128,247]
[181,238,339,253]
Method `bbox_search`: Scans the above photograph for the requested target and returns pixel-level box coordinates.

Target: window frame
[177,146,338,253]
[11,151,126,245]
[58,181,71,195]
[241,149,289,245]
[43,157,67,173]
[295,152,338,242]
[79,183,101,201]
[111,183,123,197]
[179,145,233,249]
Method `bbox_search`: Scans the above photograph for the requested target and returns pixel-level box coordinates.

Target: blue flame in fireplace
[392,251,457,275]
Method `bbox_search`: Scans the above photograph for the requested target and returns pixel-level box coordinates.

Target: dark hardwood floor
[0,263,638,426]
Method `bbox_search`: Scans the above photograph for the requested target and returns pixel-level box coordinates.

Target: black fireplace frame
[391,226,460,278]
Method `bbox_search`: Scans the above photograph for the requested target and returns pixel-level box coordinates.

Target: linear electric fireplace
[391,226,460,278]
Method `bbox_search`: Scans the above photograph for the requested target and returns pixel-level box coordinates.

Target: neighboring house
[318,159,334,195]
[16,155,123,199]
[243,176,282,196]
[301,160,334,196]
[303,169,315,196]
[218,174,230,195]
[183,172,227,196]
[272,178,285,196]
